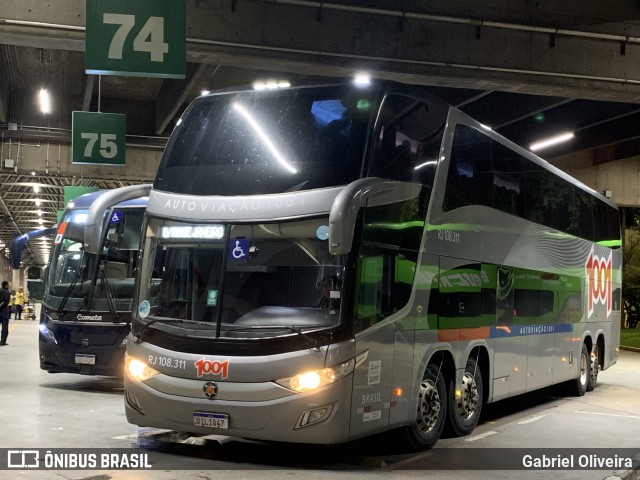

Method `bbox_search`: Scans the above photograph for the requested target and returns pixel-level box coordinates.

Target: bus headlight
[38,323,57,344]
[124,353,159,382]
[275,358,355,393]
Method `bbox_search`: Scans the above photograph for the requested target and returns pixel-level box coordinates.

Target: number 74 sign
[72,111,126,165]
[85,0,185,78]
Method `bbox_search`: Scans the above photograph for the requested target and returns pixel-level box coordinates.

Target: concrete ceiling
[3,0,640,266]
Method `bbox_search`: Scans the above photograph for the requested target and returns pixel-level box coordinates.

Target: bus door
[349,254,398,437]
[348,201,423,437]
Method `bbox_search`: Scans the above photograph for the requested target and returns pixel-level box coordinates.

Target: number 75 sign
[72,111,126,165]
[85,0,185,78]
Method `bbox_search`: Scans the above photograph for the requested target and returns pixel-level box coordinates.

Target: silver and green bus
[124,80,621,449]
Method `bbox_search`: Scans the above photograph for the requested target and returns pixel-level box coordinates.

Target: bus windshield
[44,208,144,314]
[154,85,374,195]
[136,216,346,339]
[45,209,91,311]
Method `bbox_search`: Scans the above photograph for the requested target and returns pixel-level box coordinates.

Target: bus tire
[569,344,590,396]
[587,344,600,392]
[446,356,483,437]
[403,363,447,451]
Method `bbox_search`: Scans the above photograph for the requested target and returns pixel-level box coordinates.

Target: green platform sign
[85,0,186,78]
[72,111,126,165]
[63,186,99,205]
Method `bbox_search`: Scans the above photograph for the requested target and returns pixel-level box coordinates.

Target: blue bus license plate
[193,412,229,429]
[75,354,96,365]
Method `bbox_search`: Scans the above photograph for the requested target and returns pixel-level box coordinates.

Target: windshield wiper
[133,317,216,343]
[98,262,120,321]
[57,263,87,317]
[224,324,324,351]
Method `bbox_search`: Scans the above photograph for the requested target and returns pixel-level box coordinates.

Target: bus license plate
[75,354,96,365]
[193,412,229,429]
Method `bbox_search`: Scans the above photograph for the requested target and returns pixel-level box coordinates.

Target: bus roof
[68,190,148,210]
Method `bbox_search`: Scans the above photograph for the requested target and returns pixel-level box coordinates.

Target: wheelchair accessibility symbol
[110,211,122,223]
[229,239,249,260]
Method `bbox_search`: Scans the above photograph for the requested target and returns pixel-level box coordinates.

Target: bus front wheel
[447,356,483,436]
[403,363,447,450]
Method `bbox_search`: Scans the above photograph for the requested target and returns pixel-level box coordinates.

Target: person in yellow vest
[14,286,25,320]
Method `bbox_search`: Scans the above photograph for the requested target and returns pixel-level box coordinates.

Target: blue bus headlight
[275,358,355,393]
[125,353,160,382]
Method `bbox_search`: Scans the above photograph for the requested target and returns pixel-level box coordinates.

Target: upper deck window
[368,94,446,186]
[443,124,620,244]
[155,86,374,195]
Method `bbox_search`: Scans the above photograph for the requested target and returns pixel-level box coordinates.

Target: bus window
[443,125,493,211]
[369,94,445,185]
[438,262,496,329]
[353,197,424,333]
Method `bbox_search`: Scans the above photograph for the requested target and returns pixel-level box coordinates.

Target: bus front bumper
[124,373,353,445]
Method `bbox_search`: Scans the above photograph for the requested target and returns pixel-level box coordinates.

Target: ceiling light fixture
[529,132,575,152]
[38,88,51,114]
[353,73,371,86]
[252,80,291,91]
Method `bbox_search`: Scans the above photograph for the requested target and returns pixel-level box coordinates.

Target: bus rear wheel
[587,344,600,392]
[447,356,483,436]
[403,363,447,450]
[568,344,590,396]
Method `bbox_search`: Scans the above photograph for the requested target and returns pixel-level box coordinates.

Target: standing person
[14,286,25,320]
[0,281,11,346]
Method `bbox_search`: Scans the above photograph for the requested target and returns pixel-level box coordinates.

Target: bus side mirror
[328,178,422,255]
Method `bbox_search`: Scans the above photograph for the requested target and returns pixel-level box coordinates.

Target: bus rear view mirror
[328,178,422,255]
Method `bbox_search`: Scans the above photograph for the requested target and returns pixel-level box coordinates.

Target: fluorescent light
[529,132,574,151]
[38,88,51,114]
[33,185,40,193]
[414,160,438,170]
[200,90,210,96]
[232,102,297,174]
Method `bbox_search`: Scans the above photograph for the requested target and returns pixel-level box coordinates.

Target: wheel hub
[457,372,479,419]
[417,379,440,433]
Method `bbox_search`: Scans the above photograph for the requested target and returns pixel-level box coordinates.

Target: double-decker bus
[39,185,150,376]
[123,80,621,449]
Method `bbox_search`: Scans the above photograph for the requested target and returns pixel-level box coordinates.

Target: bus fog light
[125,353,159,382]
[296,405,333,428]
[125,389,145,415]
